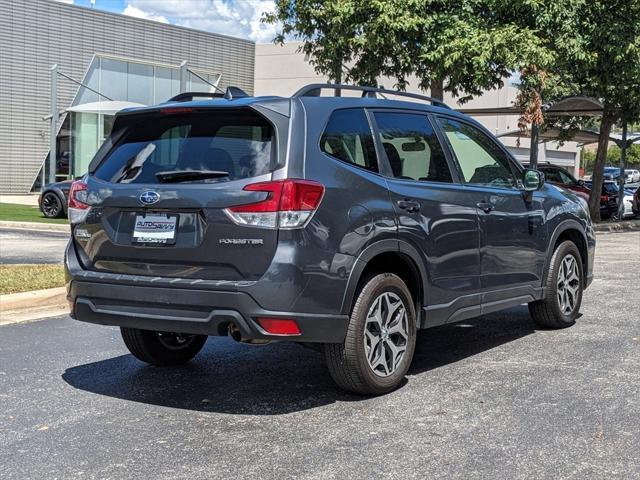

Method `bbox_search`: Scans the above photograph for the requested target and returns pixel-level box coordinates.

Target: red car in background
[536,164,591,201]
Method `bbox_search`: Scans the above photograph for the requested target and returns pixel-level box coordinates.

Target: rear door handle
[476,201,494,213]
[397,199,421,213]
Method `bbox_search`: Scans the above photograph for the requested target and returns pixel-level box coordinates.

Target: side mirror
[522,169,544,192]
[577,179,585,186]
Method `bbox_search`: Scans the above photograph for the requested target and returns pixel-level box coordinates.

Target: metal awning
[457,96,604,117]
[66,101,146,116]
[498,128,640,147]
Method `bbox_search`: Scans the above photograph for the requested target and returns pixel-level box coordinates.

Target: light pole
[617,121,628,220]
[48,64,58,186]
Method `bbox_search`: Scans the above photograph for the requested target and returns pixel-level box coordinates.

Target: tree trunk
[430,78,444,101]
[588,107,616,221]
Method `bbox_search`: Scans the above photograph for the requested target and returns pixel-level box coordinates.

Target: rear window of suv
[94,110,273,184]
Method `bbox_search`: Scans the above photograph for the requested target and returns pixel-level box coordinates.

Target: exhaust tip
[228,324,242,342]
[227,323,271,345]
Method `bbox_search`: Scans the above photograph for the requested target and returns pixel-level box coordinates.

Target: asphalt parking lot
[0,231,639,479]
[0,228,68,264]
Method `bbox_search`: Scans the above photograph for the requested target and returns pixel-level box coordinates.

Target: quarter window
[373,112,452,182]
[438,118,516,188]
[320,109,378,172]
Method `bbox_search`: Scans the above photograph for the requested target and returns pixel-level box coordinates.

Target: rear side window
[320,109,378,172]
[94,110,273,184]
[373,112,452,183]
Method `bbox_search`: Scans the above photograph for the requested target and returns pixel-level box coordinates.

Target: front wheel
[529,240,583,329]
[324,273,417,395]
[121,327,207,366]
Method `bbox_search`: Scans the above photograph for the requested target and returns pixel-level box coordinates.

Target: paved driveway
[0,231,639,479]
[0,228,68,264]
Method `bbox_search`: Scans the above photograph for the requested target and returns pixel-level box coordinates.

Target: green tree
[263,1,640,220]
[535,0,640,219]
[583,144,640,174]
[263,1,548,102]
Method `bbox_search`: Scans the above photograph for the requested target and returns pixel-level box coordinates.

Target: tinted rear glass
[320,109,378,172]
[94,110,273,184]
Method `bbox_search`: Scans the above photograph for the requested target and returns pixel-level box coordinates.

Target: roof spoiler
[167,86,250,103]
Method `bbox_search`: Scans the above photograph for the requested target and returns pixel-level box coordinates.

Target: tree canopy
[264,0,548,102]
[263,0,640,220]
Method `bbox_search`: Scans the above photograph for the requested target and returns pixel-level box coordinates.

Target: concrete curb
[0,287,67,325]
[0,220,70,232]
[593,219,640,233]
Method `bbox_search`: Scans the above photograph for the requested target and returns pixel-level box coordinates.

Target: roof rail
[292,83,451,109]
[167,86,250,103]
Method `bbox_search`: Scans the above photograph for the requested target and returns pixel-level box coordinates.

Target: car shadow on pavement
[62,306,536,415]
[409,305,537,375]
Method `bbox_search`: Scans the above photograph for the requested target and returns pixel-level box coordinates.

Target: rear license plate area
[132,213,178,245]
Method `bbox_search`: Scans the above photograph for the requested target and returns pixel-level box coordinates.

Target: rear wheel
[121,327,207,366]
[324,273,417,395]
[41,192,63,218]
[529,240,583,329]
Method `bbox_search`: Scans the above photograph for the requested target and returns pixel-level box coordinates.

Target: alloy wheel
[156,332,197,350]
[557,254,580,315]
[42,193,60,217]
[363,292,409,377]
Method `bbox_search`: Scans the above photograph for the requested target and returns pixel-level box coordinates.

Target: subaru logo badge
[139,191,160,205]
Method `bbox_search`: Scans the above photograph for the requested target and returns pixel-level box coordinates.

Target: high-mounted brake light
[68,180,90,224]
[159,107,194,115]
[224,179,324,229]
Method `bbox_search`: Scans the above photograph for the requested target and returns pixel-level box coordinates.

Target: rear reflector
[256,317,301,336]
[224,179,324,229]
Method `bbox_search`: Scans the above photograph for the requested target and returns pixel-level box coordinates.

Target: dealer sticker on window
[133,214,177,244]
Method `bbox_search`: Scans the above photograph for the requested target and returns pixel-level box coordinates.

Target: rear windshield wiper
[155,170,230,183]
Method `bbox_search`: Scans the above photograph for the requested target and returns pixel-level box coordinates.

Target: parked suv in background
[65,84,596,395]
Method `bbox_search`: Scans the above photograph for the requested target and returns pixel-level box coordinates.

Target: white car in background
[625,169,640,183]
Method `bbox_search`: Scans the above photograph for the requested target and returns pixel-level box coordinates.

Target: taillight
[224,179,324,229]
[601,194,609,203]
[68,180,90,224]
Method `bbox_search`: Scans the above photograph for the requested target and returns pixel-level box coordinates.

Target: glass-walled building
[61,55,222,180]
[1,0,255,194]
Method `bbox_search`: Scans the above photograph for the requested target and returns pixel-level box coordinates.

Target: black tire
[41,192,64,218]
[529,240,583,329]
[120,327,207,366]
[324,273,417,395]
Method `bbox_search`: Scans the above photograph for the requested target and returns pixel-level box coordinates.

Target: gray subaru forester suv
[65,84,595,395]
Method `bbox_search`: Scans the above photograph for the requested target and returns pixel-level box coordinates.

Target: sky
[53,0,279,43]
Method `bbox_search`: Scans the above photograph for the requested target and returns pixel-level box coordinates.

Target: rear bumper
[65,242,349,343]
[69,281,348,343]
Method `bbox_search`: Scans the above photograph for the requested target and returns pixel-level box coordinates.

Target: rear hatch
[73,107,282,281]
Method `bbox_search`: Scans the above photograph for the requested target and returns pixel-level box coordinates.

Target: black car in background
[584,180,619,219]
[38,179,72,218]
